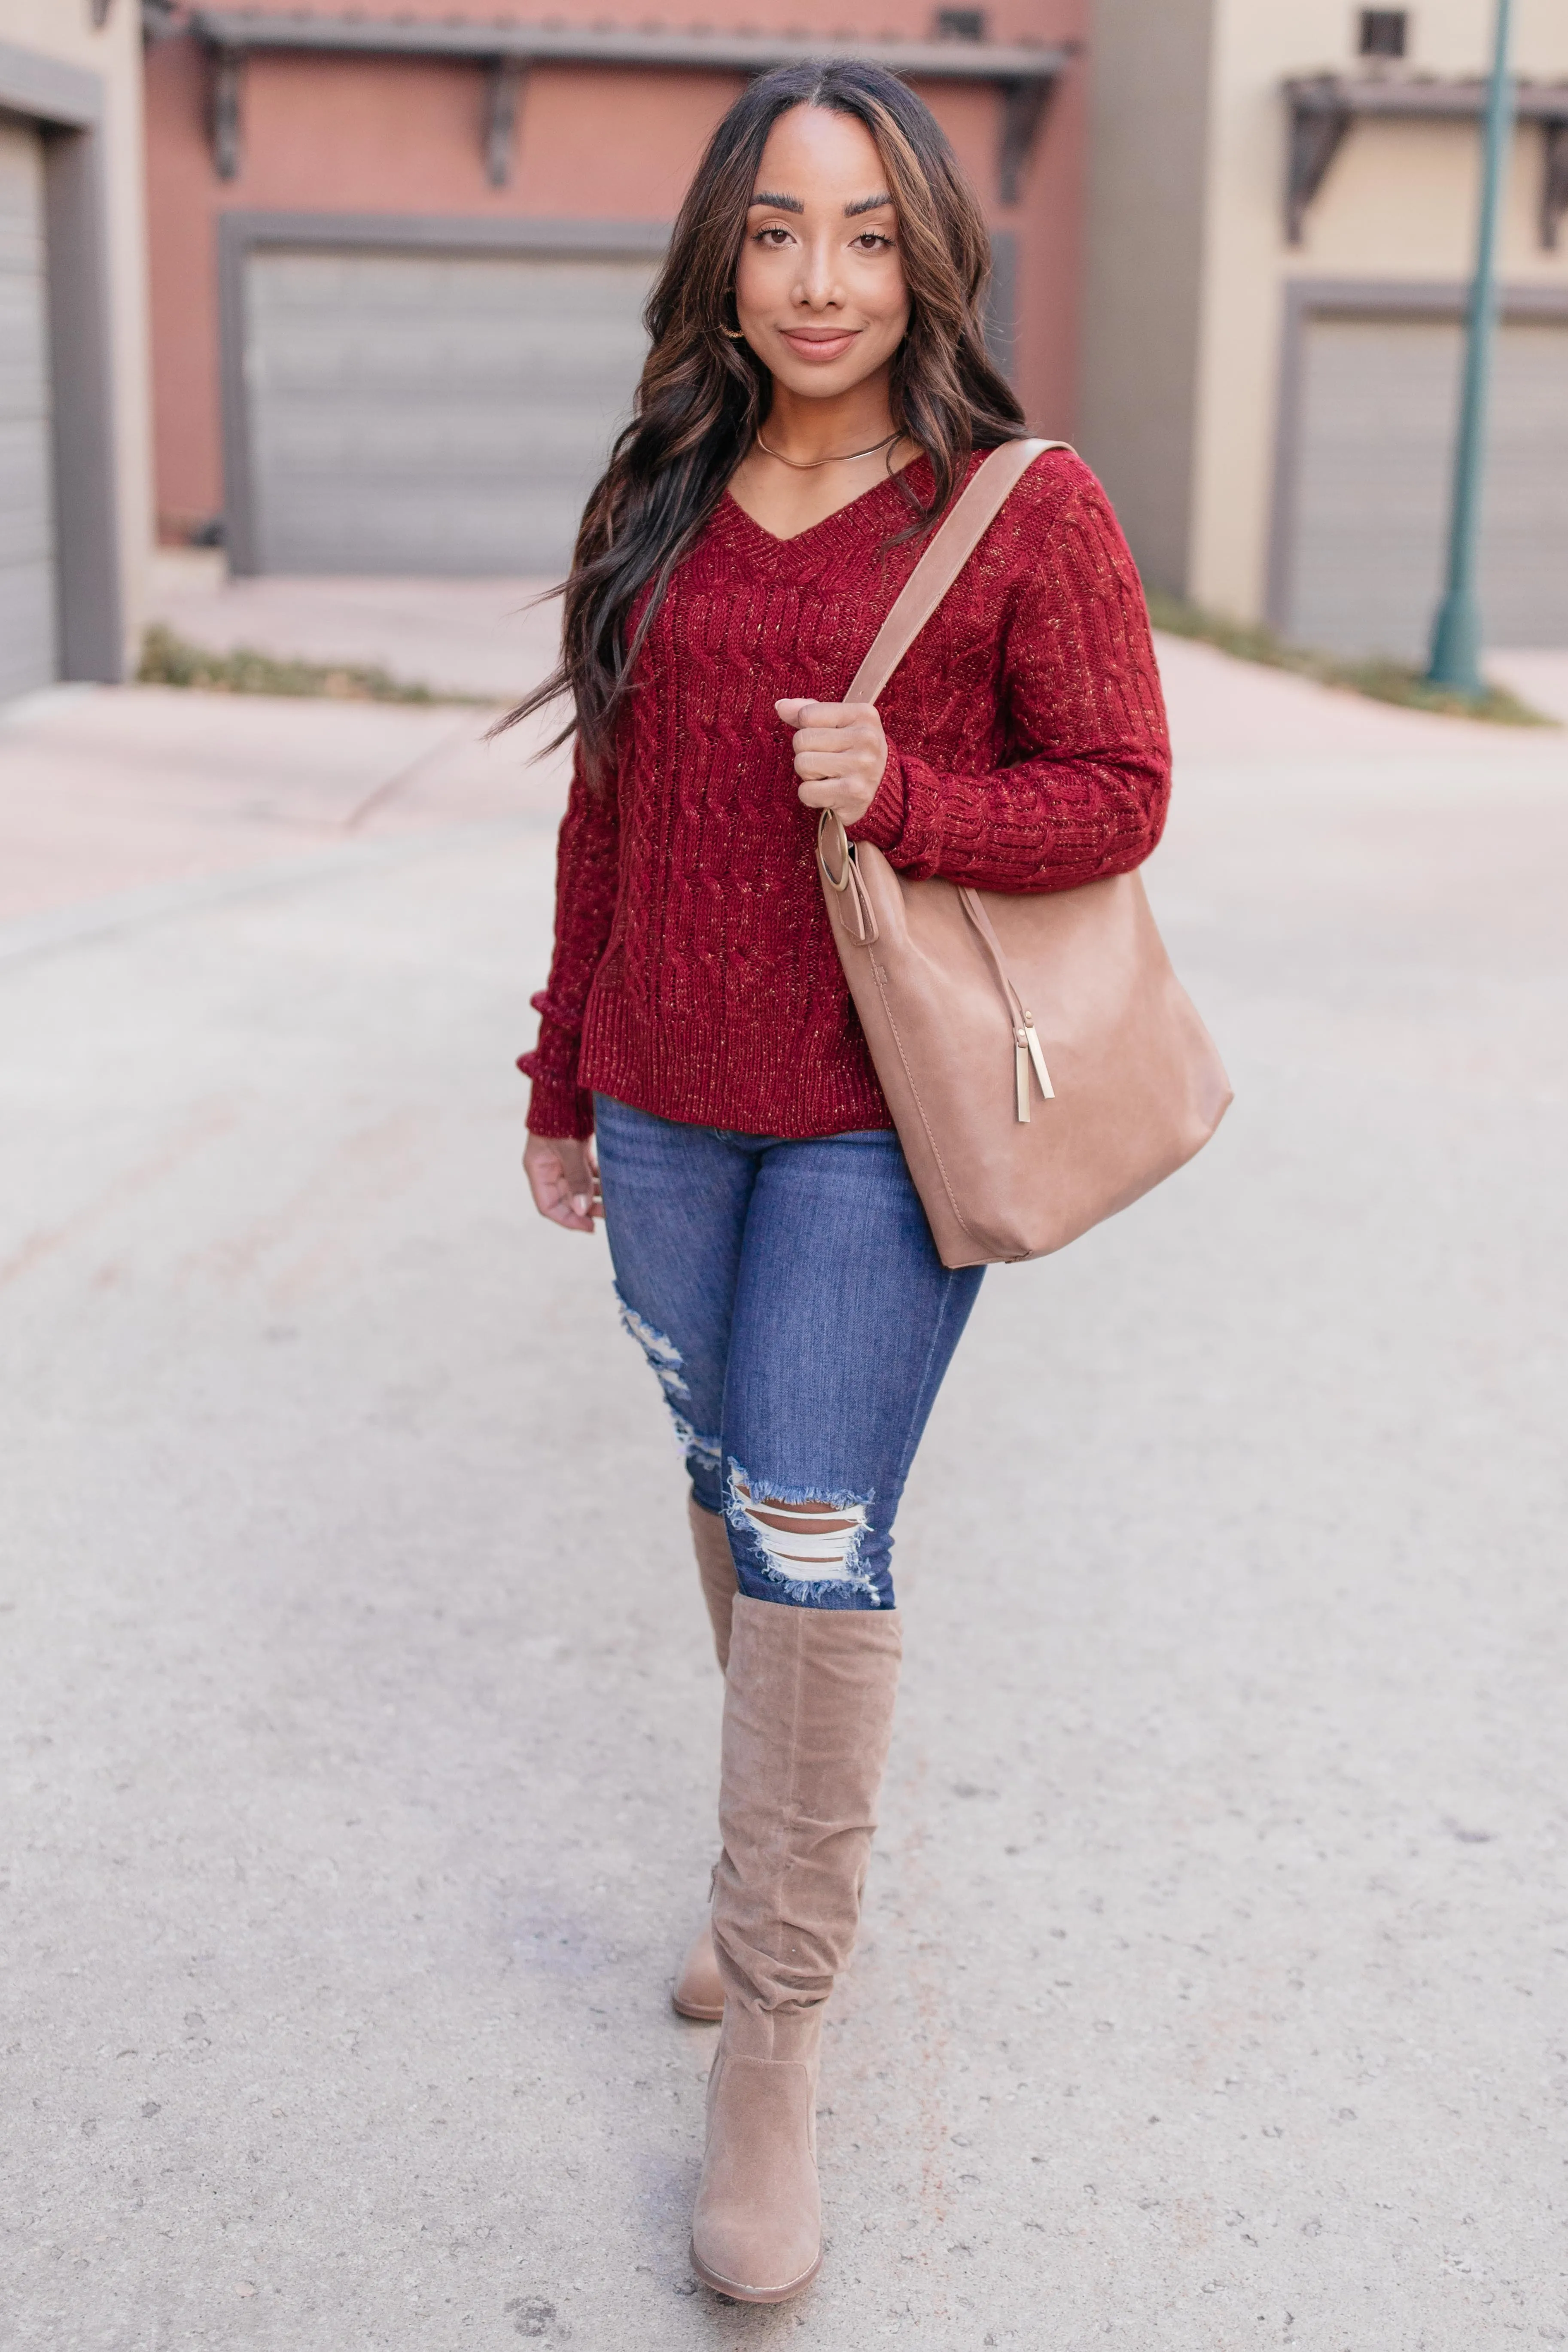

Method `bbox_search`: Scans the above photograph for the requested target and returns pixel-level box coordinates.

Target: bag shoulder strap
[846,438,1071,706]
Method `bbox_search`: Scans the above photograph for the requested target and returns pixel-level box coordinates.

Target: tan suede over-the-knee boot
[671,1499,736,2023]
[690,1594,901,2304]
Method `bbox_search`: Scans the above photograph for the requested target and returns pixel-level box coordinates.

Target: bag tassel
[1023,1013,1054,1100]
[1013,1014,1054,1124]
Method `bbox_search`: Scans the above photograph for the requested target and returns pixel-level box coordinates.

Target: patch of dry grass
[1146,593,1555,728]
[137,624,487,707]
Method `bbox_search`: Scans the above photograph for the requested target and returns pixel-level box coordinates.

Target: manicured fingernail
[572,1195,589,1214]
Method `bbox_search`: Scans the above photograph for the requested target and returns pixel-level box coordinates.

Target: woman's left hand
[776,698,887,828]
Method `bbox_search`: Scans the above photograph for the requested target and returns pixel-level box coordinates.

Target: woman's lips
[776,328,859,363]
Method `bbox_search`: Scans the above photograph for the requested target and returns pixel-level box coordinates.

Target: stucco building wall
[0,0,152,675]
[1075,0,1215,599]
[1081,0,1568,628]
[144,0,1087,547]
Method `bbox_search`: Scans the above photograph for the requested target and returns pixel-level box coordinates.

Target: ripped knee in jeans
[727,1465,880,1606]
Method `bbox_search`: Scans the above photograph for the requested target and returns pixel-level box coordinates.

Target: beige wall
[1190,0,1568,623]
[1082,0,1568,621]
[1077,0,1217,594]
[0,0,152,668]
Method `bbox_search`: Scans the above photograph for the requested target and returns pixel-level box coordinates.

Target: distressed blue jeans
[594,1094,985,1611]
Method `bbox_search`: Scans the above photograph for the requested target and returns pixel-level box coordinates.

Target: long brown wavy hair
[500,59,1026,774]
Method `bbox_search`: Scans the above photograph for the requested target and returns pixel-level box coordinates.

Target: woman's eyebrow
[749,190,804,213]
[844,192,893,216]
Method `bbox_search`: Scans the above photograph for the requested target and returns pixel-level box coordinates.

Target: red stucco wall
[144,0,1087,543]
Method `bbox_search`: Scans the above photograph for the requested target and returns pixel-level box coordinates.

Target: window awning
[1285,71,1568,248]
[188,8,1073,202]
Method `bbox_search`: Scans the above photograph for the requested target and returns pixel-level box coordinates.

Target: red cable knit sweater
[521,447,1171,1140]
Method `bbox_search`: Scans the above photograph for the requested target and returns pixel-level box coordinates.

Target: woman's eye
[852,231,893,253]
[756,226,793,247]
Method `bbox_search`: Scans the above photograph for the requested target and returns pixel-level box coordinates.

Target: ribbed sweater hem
[576,990,894,1139]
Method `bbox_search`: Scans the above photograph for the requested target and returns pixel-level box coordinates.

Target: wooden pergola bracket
[186,9,1072,204]
[1285,71,1568,249]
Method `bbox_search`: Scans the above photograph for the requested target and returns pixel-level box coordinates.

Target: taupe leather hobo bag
[815,438,1232,1270]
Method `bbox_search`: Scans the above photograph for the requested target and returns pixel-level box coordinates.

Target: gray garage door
[1282,310,1568,661]
[0,114,57,698]
[242,247,659,574]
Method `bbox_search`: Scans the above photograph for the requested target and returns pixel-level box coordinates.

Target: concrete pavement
[0,681,568,945]
[2,617,1566,2350]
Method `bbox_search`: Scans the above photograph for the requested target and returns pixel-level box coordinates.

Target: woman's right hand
[524,1133,602,1234]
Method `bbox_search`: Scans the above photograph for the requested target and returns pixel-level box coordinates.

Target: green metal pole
[1426,0,1517,693]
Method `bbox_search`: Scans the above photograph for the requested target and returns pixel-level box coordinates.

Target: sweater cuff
[521,1068,595,1140]
[845,742,908,856]
[518,1000,595,1139]
[846,740,949,879]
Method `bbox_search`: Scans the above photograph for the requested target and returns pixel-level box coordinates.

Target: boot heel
[671,1911,725,2021]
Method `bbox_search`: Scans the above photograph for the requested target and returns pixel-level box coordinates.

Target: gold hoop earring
[721,326,747,341]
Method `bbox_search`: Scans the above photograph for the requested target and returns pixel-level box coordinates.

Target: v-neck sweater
[520,447,1172,1141]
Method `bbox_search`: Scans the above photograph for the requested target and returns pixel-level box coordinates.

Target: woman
[512,61,1170,2303]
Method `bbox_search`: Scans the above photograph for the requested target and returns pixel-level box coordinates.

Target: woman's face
[733,105,910,400]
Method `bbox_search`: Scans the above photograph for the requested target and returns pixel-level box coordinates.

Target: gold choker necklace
[754,429,898,470]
